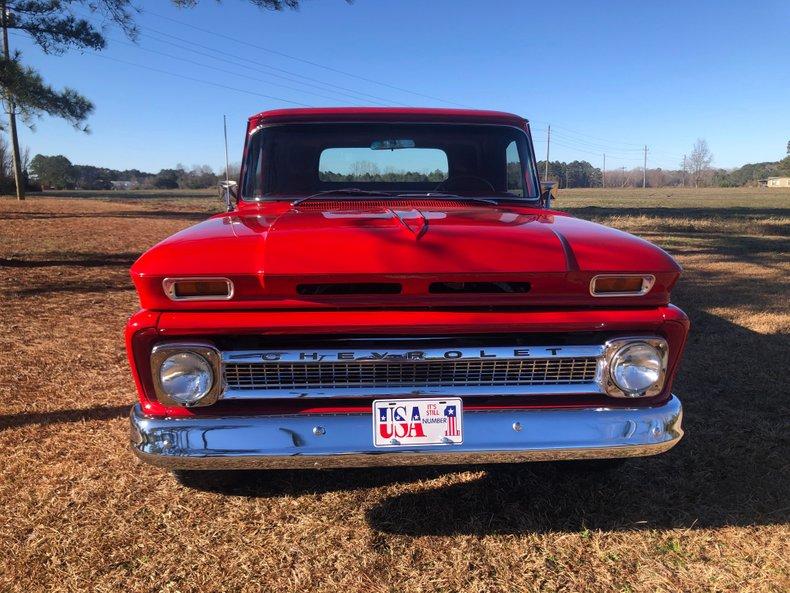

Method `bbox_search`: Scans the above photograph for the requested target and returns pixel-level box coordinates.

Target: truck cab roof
[248,107,529,130]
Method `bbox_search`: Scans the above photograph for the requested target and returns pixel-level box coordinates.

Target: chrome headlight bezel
[602,337,668,398]
[150,342,222,407]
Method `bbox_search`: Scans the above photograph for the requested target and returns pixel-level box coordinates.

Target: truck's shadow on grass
[0,405,130,431]
[361,298,789,535]
[181,296,789,534]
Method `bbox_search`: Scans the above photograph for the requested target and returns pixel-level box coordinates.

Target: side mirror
[218,180,238,212]
[540,181,556,208]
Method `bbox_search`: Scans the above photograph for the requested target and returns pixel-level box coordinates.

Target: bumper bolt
[312,426,326,436]
[512,422,523,432]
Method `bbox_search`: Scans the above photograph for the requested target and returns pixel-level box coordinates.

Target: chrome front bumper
[130,396,683,470]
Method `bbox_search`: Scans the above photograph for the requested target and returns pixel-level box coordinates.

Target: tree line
[321,161,447,183]
[28,153,236,191]
[540,140,790,188]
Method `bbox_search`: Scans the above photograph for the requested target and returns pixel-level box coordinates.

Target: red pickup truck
[127,107,687,473]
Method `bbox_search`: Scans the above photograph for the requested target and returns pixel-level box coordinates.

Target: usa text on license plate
[372,398,463,447]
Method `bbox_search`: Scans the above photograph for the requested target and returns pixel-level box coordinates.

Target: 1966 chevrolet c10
[127,107,688,472]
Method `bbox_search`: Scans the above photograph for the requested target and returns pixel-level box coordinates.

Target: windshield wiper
[394,192,498,205]
[292,188,395,206]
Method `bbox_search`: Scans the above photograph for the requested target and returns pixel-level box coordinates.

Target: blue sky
[10,0,789,172]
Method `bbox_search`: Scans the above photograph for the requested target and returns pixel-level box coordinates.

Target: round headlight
[610,342,663,396]
[159,352,213,405]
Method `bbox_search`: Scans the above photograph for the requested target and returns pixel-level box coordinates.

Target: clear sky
[9,0,789,173]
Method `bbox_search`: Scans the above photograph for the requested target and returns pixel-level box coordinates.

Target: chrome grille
[223,357,599,394]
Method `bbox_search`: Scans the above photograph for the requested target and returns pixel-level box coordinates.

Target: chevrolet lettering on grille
[225,346,581,363]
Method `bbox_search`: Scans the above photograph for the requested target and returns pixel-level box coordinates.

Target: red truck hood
[131,200,681,310]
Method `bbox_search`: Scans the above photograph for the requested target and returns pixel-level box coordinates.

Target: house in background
[758,176,790,188]
[110,180,136,190]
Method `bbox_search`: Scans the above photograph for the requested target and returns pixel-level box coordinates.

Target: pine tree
[0,0,303,200]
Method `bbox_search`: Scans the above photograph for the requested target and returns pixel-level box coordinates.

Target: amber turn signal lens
[174,280,230,298]
[591,275,654,296]
[162,278,233,300]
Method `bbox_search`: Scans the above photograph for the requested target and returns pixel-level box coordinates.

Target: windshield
[242,123,539,201]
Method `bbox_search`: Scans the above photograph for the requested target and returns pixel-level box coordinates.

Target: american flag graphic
[444,405,460,437]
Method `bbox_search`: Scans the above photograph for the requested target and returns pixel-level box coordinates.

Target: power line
[88,52,312,106]
[70,5,408,107]
[139,27,405,106]
[537,127,666,158]
[107,36,373,106]
[539,122,645,147]
[548,138,641,159]
[534,134,681,167]
[9,24,312,106]
[534,125,685,163]
[144,8,469,107]
[548,129,644,153]
[533,127,654,158]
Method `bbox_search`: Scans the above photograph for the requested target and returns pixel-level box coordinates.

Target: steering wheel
[435,175,496,194]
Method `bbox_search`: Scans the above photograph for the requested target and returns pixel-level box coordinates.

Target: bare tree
[0,134,10,179]
[647,168,667,188]
[688,139,713,187]
[218,161,241,181]
[351,160,380,176]
[0,133,25,187]
[21,145,30,173]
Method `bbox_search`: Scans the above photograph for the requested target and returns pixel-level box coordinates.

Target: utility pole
[642,145,648,189]
[682,154,687,187]
[544,125,550,183]
[223,115,231,186]
[602,153,606,188]
[1,2,25,200]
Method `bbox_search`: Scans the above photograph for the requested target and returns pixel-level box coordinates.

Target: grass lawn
[0,187,788,592]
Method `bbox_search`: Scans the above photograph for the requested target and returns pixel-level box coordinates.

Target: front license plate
[372,398,463,447]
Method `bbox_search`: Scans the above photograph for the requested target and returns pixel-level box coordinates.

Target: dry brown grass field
[0,187,788,593]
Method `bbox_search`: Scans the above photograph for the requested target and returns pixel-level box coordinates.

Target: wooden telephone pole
[602,153,606,188]
[682,154,687,187]
[544,125,550,182]
[642,145,648,189]
[1,2,25,200]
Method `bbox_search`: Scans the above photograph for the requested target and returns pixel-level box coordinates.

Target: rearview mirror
[370,138,416,150]
[218,180,237,211]
[540,181,557,208]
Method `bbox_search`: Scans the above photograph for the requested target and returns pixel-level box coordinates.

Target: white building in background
[110,180,136,190]
[759,176,790,188]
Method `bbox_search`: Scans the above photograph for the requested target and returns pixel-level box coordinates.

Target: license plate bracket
[372,397,463,448]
